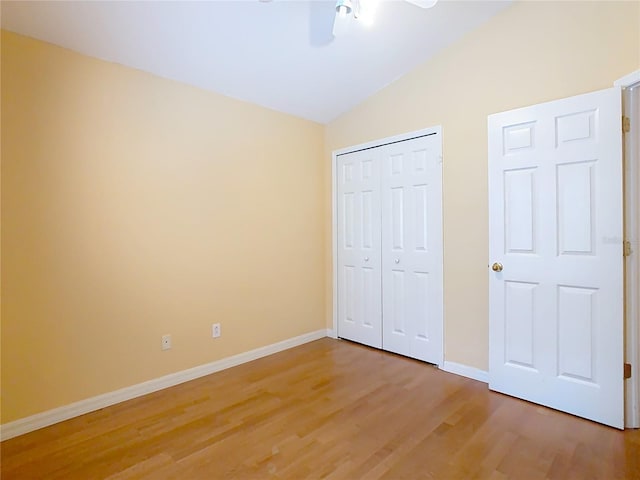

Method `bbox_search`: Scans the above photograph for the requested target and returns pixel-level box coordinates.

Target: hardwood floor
[2,338,639,479]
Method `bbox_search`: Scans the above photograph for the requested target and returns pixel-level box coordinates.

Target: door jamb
[615,69,640,428]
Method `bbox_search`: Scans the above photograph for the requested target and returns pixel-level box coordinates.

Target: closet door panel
[381,134,443,364]
[336,149,382,348]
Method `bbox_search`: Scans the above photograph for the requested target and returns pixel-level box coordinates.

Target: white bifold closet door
[380,136,443,363]
[336,130,443,365]
[336,147,383,348]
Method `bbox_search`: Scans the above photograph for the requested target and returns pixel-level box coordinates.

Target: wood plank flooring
[2,338,639,479]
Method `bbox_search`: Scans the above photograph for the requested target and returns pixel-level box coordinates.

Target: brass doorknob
[491,262,503,272]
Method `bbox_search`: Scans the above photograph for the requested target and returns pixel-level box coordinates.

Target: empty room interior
[1,0,640,478]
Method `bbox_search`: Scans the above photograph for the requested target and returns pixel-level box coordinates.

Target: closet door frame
[331,126,444,367]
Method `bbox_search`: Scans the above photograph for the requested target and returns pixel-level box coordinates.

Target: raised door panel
[557,285,597,383]
[504,281,538,370]
[504,168,536,254]
[557,161,596,256]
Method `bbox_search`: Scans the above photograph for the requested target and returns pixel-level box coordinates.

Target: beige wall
[1,31,326,423]
[325,1,640,370]
[2,0,639,426]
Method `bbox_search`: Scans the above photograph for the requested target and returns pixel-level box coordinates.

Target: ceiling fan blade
[404,0,438,8]
[332,8,352,37]
[309,1,336,46]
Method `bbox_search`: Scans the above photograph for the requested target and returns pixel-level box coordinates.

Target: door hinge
[623,116,631,133]
[624,240,633,257]
[625,363,632,379]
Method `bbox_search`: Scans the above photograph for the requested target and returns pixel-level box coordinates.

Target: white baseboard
[442,361,489,384]
[0,329,328,441]
[325,328,337,339]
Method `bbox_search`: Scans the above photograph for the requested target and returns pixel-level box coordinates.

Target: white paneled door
[488,87,624,428]
[337,147,382,349]
[336,129,443,365]
[381,137,443,363]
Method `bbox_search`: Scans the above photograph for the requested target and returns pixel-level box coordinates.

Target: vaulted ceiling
[1,1,511,123]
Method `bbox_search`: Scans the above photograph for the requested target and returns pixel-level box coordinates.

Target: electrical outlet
[161,334,172,350]
[212,323,221,338]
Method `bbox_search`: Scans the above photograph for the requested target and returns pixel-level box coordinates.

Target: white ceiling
[1,0,511,124]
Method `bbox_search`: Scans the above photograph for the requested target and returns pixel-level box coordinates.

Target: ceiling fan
[332,0,438,36]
